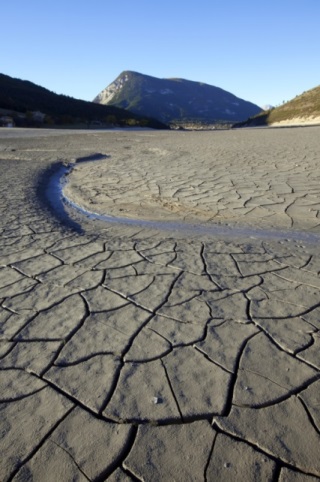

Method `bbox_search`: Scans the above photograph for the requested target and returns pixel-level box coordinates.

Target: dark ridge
[234,83,320,127]
[0,72,169,129]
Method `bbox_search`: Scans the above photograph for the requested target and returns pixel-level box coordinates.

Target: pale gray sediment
[54,159,320,245]
[0,127,320,481]
[48,127,320,244]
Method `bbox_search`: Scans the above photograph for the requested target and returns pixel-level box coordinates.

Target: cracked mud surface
[0,127,320,481]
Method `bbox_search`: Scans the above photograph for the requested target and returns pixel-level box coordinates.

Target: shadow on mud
[36,161,84,233]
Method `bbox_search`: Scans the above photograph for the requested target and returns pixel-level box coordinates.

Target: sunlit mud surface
[0,127,319,481]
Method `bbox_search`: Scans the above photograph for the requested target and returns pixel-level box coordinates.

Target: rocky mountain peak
[93,71,262,125]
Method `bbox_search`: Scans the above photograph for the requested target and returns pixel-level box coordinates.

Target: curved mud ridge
[46,154,320,245]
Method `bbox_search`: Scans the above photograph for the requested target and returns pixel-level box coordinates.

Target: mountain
[0,73,168,129]
[93,71,262,125]
[236,84,320,127]
[261,104,274,111]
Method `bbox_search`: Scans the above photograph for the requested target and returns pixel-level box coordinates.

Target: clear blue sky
[2,0,320,108]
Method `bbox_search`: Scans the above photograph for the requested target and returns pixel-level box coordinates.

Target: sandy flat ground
[0,127,320,481]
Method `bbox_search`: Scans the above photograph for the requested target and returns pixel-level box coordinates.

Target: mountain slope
[236,84,320,127]
[0,73,168,128]
[93,71,262,124]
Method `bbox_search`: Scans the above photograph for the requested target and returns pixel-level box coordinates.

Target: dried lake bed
[0,126,320,481]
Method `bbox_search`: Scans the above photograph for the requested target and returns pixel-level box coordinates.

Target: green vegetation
[0,73,168,129]
[235,84,320,127]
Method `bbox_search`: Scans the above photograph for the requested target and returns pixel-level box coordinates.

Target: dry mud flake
[299,379,320,431]
[0,276,37,300]
[301,307,320,331]
[14,293,87,340]
[12,444,89,482]
[124,326,171,362]
[162,346,232,418]
[173,270,218,293]
[0,341,62,375]
[12,406,133,481]
[0,267,26,287]
[37,263,91,286]
[233,254,283,276]
[107,468,135,481]
[256,316,315,354]
[82,285,128,312]
[46,354,121,413]
[128,273,180,312]
[0,308,34,339]
[11,253,61,277]
[104,359,180,422]
[94,248,144,269]
[202,252,241,278]
[55,304,151,364]
[249,282,320,319]
[279,468,320,481]
[168,244,207,274]
[0,341,13,357]
[297,335,320,370]
[206,432,276,481]
[158,295,211,324]
[50,240,104,264]
[196,320,258,372]
[0,246,45,267]
[0,368,45,401]
[274,266,320,290]
[147,313,207,346]
[0,386,73,481]
[233,332,318,407]
[3,283,81,314]
[215,396,320,476]
[133,258,179,276]
[202,291,250,323]
[124,420,215,482]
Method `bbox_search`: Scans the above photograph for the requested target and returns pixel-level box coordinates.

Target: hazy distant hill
[236,84,320,127]
[0,73,168,129]
[93,71,262,125]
